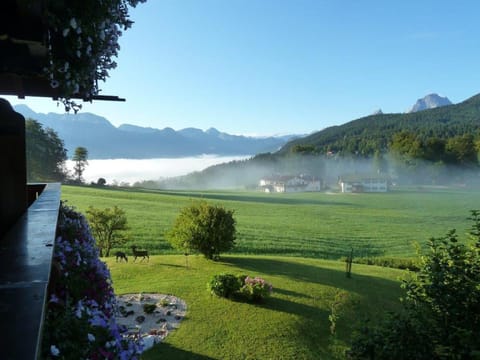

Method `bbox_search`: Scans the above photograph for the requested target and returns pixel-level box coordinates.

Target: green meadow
[61,185,480,358]
[62,185,480,259]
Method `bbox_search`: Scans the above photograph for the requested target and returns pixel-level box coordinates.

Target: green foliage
[350,256,421,271]
[388,131,480,184]
[207,273,243,298]
[291,144,317,155]
[85,205,128,257]
[349,210,480,359]
[207,273,273,302]
[349,312,435,359]
[25,119,68,182]
[166,200,236,260]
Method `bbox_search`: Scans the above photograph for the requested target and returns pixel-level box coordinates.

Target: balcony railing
[0,183,61,359]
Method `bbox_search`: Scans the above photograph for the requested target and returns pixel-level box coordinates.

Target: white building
[260,175,321,193]
[338,174,389,193]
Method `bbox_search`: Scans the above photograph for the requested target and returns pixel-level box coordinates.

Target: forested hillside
[144,94,480,190]
[279,93,480,156]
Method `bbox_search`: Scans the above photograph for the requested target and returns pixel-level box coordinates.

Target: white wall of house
[340,178,388,193]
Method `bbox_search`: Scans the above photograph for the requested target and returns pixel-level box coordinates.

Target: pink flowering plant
[42,203,143,359]
[240,276,274,302]
[208,273,273,302]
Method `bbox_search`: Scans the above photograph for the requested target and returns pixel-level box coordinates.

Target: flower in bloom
[50,345,60,356]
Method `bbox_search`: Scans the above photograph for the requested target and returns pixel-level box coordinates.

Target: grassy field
[62,185,480,259]
[61,185,480,358]
[107,254,405,359]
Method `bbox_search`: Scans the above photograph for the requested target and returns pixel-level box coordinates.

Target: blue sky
[6,0,480,136]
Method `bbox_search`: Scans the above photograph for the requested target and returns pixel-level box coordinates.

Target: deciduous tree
[166,200,236,260]
[86,206,128,257]
[25,119,68,181]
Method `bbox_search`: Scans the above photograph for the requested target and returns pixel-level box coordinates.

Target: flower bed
[208,273,273,302]
[42,203,143,359]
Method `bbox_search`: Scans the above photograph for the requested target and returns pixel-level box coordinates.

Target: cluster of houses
[259,173,389,193]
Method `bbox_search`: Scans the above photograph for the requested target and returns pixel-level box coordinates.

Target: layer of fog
[65,155,251,185]
[143,153,480,190]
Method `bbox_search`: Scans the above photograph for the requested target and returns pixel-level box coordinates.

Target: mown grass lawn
[63,185,480,259]
[107,255,405,360]
[63,185,478,358]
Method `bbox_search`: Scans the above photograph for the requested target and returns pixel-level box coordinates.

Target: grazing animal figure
[131,245,149,262]
[115,251,128,262]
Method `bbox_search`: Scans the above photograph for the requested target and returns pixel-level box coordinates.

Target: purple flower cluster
[45,0,147,111]
[241,276,273,302]
[42,202,143,359]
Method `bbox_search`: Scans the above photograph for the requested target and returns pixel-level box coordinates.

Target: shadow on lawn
[221,256,403,301]
[142,342,215,360]
[255,291,330,320]
[146,189,359,207]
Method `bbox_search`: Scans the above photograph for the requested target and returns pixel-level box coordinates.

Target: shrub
[348,256,421,271]
[240,276,273,302]
[348,210,480,359]
[207,273,242,298]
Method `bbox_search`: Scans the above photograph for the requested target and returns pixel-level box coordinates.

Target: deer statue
[131,245,149,262]
[115,251,128,262]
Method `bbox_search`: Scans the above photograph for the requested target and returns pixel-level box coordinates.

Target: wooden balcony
[0,183,61,359]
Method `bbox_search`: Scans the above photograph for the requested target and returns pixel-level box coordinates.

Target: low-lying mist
[65,155,251,185]
[134,152,480,190]
[67,152,480,190]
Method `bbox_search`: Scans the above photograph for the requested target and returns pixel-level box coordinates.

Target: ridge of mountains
[14,105,298,159]
[279,93,480,156]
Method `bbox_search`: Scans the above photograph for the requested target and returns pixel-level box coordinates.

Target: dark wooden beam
[0,74,125,102]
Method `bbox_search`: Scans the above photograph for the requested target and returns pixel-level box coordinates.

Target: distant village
[259,174,389,193]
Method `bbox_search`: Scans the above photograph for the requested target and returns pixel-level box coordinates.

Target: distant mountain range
[14,105,298,159]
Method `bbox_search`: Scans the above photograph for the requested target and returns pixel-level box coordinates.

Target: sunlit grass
[107,254,405,360]
[62,185,480,259]
[61,185,478,358]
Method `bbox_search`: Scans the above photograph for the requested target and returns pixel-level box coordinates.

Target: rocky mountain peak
[408,93,452,113]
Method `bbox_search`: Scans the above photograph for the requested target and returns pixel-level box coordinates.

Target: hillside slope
[279,93,480,156]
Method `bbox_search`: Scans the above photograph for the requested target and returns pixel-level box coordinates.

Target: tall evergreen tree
[72,146,89,183]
